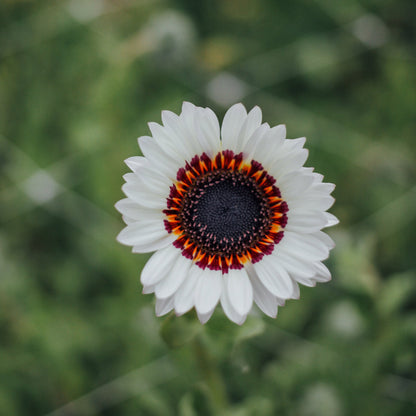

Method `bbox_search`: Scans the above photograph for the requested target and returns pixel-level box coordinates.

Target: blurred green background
[1,0,416,415]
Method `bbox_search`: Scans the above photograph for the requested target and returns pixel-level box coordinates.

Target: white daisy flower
[116,102,338,325]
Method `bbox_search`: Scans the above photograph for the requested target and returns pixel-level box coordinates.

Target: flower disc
[164,151,288,273]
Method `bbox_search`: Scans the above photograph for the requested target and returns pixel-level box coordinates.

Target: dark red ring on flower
[163,150,288,273]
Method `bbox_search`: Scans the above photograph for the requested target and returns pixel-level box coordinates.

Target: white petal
[137,168,171,197]
[123,171,169,200]
[310,171,324,183]
[197,308,215,324]
[174,264,204,315]
[179,103,206,156]
[300,195,335,211]
[155,296,174,316]
[280,231,330,261]
[272,249,315,279]
[195,107,221,156]
[122,172,141,184]
[220,276,247,325]
[312,182,336,195]
[115,199,164,221]
[122,215,136,225]
[288,190,335,206]
[226,269,253,316]
[138,136,179,179]
[291,281,300,299]
[140,245,180,286]
[286,210,329,233]
[282,137,306,153]
[155,253,192,299]
[234,106,262,153]
[242,122,270,160]
[181,101,196,122]
[270,124,287,141]
[142,283,155,294]
[121,183,166,209]
[252,255,295,299]
[148,122,188,165]
[294,275,317,287]
[324,212,339,227]
[314,231,336,250]
[246,264,278,318]
[278,173,314,201]
[268,149,309,178]
[132,233,176,253]
[162,110,200,159]
[250,125,286,168]
[295,262,331,286]
[311,261,332,282]
[125,156,147,172]
[194,269,222,315]
[221,103,247,150]
[125,167,171,196]
[117,220,167,246]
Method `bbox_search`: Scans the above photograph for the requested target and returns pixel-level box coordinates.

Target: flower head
[116,103,338,325]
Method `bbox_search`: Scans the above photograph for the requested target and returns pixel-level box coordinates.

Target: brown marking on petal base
[163,151,288,273]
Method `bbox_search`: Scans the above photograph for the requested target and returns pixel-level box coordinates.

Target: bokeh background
[1,0,416,415]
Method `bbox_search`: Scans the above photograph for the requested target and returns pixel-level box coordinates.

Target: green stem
[192,336,228,412]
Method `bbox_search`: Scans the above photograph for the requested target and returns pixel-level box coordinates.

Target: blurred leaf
[178,392,198,416]
[225,396,274,416]
[333,231,380,296]
[233,316,266,346]
[324,300,365,338]
[177,384,214,416]
[377,271,416,317]
[160,312,203,349]
[296,383,343,416]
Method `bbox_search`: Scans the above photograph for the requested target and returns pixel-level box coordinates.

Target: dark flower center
[180,170,272,256]
[163,151,288,273]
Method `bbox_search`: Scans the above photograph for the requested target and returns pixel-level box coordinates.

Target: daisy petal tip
[197,309,215,325]
[249,105,263,118]
[137,135,148,147]
[181,101,196,113]
[325,213,340,227]
[230,102,247,112]
[316,272,332,283]
[224,310,247,326]
[131,245,147,254]
[124,156,145,172]
[147,121,156,130]
[116,229,129,246]
[173,307,189,317]
[155,297,174,317]
[161,109,177,126]
[236,314,248,326]
[114,200,123,213]
[264,308,278,319]
[142,285,154,295]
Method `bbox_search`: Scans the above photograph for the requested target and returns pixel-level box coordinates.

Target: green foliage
[0,0,415,415]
